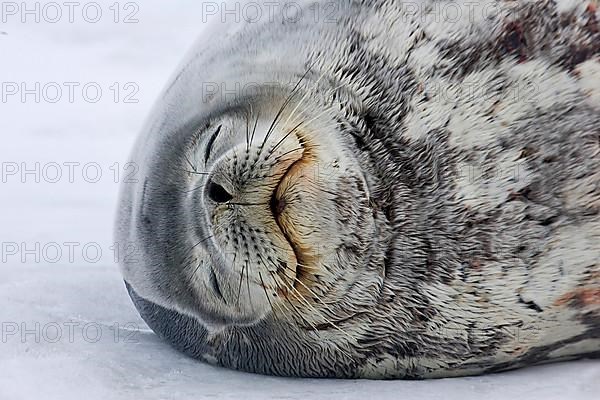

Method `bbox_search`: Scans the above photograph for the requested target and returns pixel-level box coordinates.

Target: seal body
[116,0,600,378]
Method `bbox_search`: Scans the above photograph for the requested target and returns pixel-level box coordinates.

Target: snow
[0,1,598,399]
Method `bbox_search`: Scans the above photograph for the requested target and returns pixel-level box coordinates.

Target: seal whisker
[181,218,232,281]
[272,147,304,163]
[184,183,210,194]
[286,286,357,345]
[277,260,319,284]
[182,231,216,264]
[258,271,278,321]
[236,260,247,307]
[267,260,358,343]
[270,299,291,323]
[175,168,210,176]
[183,153,198,174]
[267,106,334,163]
[281,67,329,130]
[288,270,340,318]
[250,111,260,148]
[259,67,314,152]
[245,258,254,313]
[266,120,305,157]
[297,261,321,273]
[227,202,269,207]
[278,294,321,339]
[277,81,348,139]
[263,105,334,165]
[266,270,322,338]
[281,104,339,141]
[244,172,285,182]
[261,69,331,158]
[296,104,338,127]
[245,106,252,153]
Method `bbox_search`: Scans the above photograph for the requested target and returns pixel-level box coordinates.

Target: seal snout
[184,115,313,320]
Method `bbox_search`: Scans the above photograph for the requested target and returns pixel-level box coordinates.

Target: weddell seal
[116,0,600,378]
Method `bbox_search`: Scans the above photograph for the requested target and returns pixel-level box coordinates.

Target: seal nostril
[207,180,233,203]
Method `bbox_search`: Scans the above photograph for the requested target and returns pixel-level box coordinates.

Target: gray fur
[116,0,600,378]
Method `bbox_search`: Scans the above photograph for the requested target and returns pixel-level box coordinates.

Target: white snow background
[0,1,598,399]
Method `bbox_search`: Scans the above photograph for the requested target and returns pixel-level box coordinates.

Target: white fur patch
[420,0,499,42]
[508,59,580,111]
[563,166,600,211]
[454,149,532,212]
[520,219,600,309]
[403,76,454,141]
[555,0,583,14]
[407,58,581,150]
[407,41,440,77]
[362,2,423,64]
[576,57,600,108]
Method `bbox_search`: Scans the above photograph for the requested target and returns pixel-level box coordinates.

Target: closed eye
[204,124,223,164]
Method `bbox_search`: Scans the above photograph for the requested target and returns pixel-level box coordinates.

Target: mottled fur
[116,0,600,378]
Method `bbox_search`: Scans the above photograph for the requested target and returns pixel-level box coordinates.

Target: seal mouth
[269,145,309,290]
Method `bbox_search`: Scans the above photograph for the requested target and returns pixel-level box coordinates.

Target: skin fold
[116,0,600,378]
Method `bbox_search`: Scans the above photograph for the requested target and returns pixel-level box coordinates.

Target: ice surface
[0,1,598,399]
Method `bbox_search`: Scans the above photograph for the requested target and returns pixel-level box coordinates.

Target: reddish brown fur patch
[555,288,600,307]
[586,3,599,33]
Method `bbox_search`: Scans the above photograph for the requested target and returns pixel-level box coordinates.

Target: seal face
[117,0,600,378]
[178,96,376,330]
